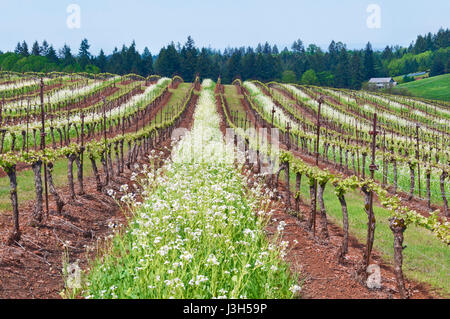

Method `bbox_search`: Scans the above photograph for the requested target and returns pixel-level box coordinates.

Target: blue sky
[1,0,448,55]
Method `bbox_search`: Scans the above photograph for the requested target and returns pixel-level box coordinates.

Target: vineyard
[0,71,448,299]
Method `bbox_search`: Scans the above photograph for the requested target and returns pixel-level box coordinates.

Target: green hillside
[397,73,450,101]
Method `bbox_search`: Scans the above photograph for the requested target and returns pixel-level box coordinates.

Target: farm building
[368,77,397,88]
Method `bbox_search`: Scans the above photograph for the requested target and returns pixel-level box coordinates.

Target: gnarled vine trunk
[101,152,110,187]
[337,193,349,264]
[67,154,77,200]
[75,155,84,195]
[6,165,21,244]
[285,161,291,210]
[389,217,408,299]
[47,162,65,215]
[89,155,102,192]
[408,166,415,200]
[441,171,448,217]
[318,182,329,239]
[393,160,398,193]
[362,185,376,269]
[426,171,431,211]
[308,181,317,231]
[31,160,43,226]
[295,173,302,212]
[119,140,124,173]
[362,154,367,179]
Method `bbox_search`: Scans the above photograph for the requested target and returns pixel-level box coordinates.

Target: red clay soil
[266,194,442,299]
[0,86,198,299]
[218,88,446,299]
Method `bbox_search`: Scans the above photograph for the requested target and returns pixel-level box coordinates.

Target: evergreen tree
[196,48,211,78]
[413,35,427,54]
[256,43,263,54]
[327,40,338,71]
[126,41,142,75]
[155,43,180,77]
[350,52,364,89]
[263,42,272,55]
[31,41,41,56]
[226,50,242,83]
[46,46,59,63]
[107,47,122,74]
[180,36,198,82]
[335,46,351,88]
[363,42,375,79]
[242,48,256,80]
[272,45,279,55]
[142,47,154,75]
[59,44,75,66]
[21,41,29,56]
[41,40,50,56]
[14,42,22,55]
[430,55,446,76]
[291,39,305,54]
[78,38,91,69]
[95,49,107,73]
[381,46,394,61]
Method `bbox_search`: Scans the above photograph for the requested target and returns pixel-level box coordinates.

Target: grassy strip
[282,170,449,296]
[397,74,450,101]
[81,80,300,299]
[150,83,191,126]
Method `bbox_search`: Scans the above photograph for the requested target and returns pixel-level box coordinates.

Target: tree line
[0,28,448,89]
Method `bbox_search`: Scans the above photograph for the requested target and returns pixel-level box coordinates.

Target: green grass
[397,73,450,101]
[150,83,191,126]
[282,170,450,297]
[224,85,249,124]
[0,153,94,213]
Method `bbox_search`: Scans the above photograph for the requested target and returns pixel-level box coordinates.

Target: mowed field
[397,73,450,101]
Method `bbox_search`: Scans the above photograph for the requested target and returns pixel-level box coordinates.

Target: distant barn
[368,77,397,89]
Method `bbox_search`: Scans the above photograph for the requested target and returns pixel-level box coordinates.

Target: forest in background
[0,28,448,90]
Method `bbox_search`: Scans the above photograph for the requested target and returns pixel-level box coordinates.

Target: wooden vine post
[416,124,421,199]
[78,112,85,195]
[366,113,378,269]
[26,98,30,153]
[312,96,323,237]
[389,217,408,298]
[40,78,49,217]
[286,123,291,210]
